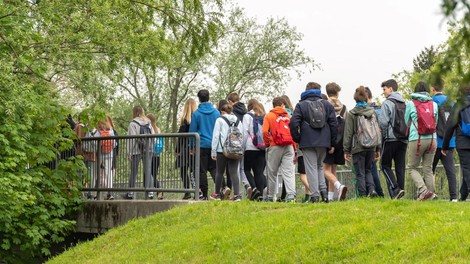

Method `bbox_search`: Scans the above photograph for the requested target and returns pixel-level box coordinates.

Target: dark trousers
[432,148,457,200]
[244,150,266,191]
[371,160,385,197]
[380,141,407,197]
[457,149,470,201]
[199,148,216,198]
[353,151,375,197]
[151,155,161,188]
[215,153,240,196]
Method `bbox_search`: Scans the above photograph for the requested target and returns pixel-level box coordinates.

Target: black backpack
[436,101,452,137]
[335,105,347,146]
[132,120,152,151]
[307,99,326,128]
[388,99,408,140]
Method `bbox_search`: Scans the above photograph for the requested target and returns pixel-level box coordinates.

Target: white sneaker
[338,185,348,201]
[451,199,458,202]
[148,192,154,199]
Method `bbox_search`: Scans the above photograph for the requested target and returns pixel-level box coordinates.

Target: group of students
[189,77,470,203]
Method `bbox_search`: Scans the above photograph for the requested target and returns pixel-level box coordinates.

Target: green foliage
[49,200,470,263]
[413,46,438,73]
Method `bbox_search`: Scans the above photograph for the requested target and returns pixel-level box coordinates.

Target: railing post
[194,133,200,201]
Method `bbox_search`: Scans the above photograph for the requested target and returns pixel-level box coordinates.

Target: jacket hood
[328,96,344,114]
[132,116,150,125]
[198,102,219,115]
[270,106,288,116]
[433,93,448,106]
[387,92,405,103]
[350,106,376,117]
[411,92,432,101]
[233,102,247,116]
[222,113,239,123]
[300,89,322,100]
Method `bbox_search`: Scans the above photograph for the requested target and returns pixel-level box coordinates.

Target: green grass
[49,199,470,263]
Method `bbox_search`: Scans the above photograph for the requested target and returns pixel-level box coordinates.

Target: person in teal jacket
[404,81,438,201]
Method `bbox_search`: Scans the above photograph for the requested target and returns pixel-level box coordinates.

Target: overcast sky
[234,0,450,109]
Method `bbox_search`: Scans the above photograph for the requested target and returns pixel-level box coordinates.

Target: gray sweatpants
[266,145,296,198]
[302,147,327,198]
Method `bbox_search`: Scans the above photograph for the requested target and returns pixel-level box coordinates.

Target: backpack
[335,105,347,145]
[82,126,98,153]
[132,120,153,151]
[220,116,244,160]
[412,100,436,135]
[356,113,381,148]
[154,137,164,155]
[271,113,293,146]
[388,99,408,140]
[436,101,452,137]
[460,105,470,136]
[99,129,114,154]
[307,100,326,128]
[247,113,265,150]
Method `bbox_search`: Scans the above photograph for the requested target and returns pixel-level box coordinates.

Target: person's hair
[272,97,284,107]
[227,92,240,103]
[97,120,110,130]
[197,89,210,103]
[132,105,146,119]
[306,82,321,90]
[354,86,368,103]
[106,115,115,130]
[326,82,341,96]
[321,93,328,100]
[414,81,429,93]
[247,98,259,111]
[281,95,294,113]
[364,87,373,100]
[252,101,265,116]
[431,78,445,92]
[381,79,398,91]
[217,99,229,113]
[180,98,197,125]
[220,103,233,114]
[147,113,159,133]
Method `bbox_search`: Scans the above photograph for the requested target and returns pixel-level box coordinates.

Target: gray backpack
[356,114,381,148]
[220,116,244,160]
[307,100,326,128]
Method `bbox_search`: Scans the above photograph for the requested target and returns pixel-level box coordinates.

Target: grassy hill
[48,199,470,263]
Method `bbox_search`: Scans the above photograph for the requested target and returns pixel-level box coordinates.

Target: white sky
[234,0,450,109]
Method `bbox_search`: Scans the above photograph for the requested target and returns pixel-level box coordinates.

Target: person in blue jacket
[189,89,220,200]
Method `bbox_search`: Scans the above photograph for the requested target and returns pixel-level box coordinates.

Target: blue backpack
[460,105,470,136]
[154,137,164,155]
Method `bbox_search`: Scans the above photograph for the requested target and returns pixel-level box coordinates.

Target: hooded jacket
[211,113,244,157]
[262,106,295,148]
[433,93,456,148]
[232,102,248,121]
[127,116,154,155]
[289,89,337,149]
[189,102,220,148]
[343,105,381,154]
[443,93,470,150]
[379,92,407,143]
[243,110,264,151]
[405,92,438,142]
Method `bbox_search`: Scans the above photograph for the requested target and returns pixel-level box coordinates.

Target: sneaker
[302,194,310,203]
[393,189,405,200]
[286,194,296,203]
[250,188,261,201]
[338,185,348,201]
[148,192,154,199]
[232,195,241,202]
[108,195,114,200]
[264,197,274,202]
[418,190,434,201]
[309,196,320,203]
[182,193,192,200]
[199,196,208,201]
[431,193,438,200]
[223,187,231,200]
[368,190,379,198]
[124,193,134,200]
[209,192,219,200]
[246,186,253,199]
[451,199,458,202]
[157,192,163,200]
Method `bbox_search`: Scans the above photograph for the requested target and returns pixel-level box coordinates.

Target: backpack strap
[339,105,346,117]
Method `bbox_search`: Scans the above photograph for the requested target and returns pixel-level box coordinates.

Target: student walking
[343,86,381,197]
[379,79,407,199]
[442,83,470,201]
[148,113,163,200]
[289,82,337,203]
[405,81,438,201]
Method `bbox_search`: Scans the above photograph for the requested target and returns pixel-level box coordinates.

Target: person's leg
[353,152,367,197]
[380,142,400,198]
[266,146,282,199]
[228,159,241,197]
[441,149,457,200]
[395,141,408,191]
[432,147,441,174]
[371,160,384,197]
[303,148,320,199]
[199,148,210,199]
[364,151,376,194]
[421,139,436,193]
[457,149,470,201]
[316,147,328,201]
[243,151,257,189]
[280,146,296,199]
[214,153,228,198]
[408,140,427,195]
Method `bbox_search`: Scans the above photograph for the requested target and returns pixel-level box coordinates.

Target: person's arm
[326,103,338,147]
[242,114,252,146]
[262,114,271,147]
[379,100,391,131]
[289,104,302,143]
[211,118,221,158]
[442,103,460,151]
[342,111,354,157]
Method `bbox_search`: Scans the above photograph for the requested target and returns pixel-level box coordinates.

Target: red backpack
[412,100,436,154]
[99,129,114,154]
[271,113,293,146]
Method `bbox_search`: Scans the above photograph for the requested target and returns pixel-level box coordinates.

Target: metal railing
[67,133,200,200]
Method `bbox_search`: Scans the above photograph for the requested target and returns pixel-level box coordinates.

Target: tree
[413,46,439,73]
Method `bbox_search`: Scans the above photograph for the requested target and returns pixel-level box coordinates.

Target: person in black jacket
[442,83,470,201]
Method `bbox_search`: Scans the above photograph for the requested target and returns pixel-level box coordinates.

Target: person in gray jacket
[379,79,407,199]
[125,105,154,199]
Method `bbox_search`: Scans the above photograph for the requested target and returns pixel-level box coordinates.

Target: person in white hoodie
[211,103,244,201]
[125,105,154,200]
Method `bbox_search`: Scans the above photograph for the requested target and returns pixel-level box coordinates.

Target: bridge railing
[64,132,200,200]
